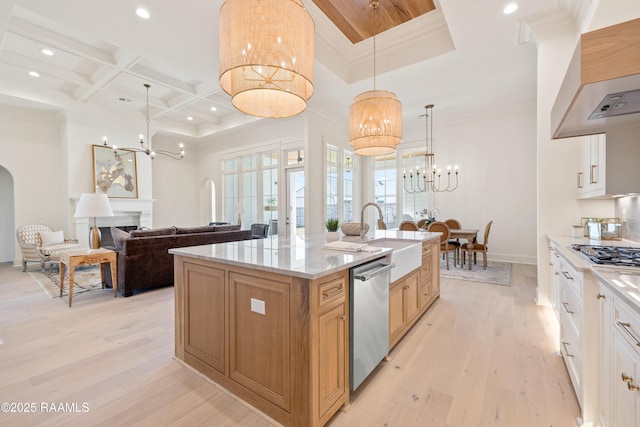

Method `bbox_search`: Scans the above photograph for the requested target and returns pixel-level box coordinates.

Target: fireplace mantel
[71,198,155,247]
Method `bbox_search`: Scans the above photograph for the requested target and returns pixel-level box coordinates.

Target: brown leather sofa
[104,225,252,297]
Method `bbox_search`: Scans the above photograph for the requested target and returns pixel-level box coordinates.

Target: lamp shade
[74,193,114,218]
[219,0,314,118]
[349,90,403,156]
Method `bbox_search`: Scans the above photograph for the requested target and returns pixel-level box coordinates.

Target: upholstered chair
[461,220,493,270]
[16,224,81,272]
[251,223,270,239]
[399,221,420,231]
[427,221,456,269]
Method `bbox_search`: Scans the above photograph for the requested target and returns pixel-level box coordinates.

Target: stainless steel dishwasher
[349,259,395,390]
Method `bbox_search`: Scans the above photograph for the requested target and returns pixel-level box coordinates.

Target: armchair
[16,224,81,272]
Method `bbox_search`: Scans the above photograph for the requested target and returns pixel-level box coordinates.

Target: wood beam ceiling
[312,0,436,43]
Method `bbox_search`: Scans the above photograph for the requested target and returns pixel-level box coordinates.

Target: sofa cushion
[129,227,176,237]
[110,226,131,250]
[211,224,241,232]
[175,225,214,234]
[40,230,64,247]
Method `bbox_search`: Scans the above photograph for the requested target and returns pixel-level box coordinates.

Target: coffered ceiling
[0,0,580,144]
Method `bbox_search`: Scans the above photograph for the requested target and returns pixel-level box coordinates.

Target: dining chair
[444,218,462,252]
[399,221,420,231]
[416,218,427,229]
[427,221,456,269]
[461,220,493,270]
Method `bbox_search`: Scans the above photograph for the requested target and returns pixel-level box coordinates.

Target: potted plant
[324,218,340,242]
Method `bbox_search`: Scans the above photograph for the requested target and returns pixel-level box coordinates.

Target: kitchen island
[170,230,441,427]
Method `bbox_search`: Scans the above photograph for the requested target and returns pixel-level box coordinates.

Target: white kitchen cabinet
[549,241,561,319]
[598,283,613,427]
[577,133,605,199]
[576,128,640,199]
[612,328,640,426]
[597,279,640,427]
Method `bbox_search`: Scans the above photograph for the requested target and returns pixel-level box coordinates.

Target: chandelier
[102,84,184,160]
[349,0,402,156]
[403,104,459,193]
[218,0,314,118]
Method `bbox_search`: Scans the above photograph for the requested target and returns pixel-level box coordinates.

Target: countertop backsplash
[616,196,640,243]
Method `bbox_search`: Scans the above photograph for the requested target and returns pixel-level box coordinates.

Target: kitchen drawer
[560,279,582,341]
[560,311,583,406]
[422,242,432,257]
[316,276,345,309]
[558,257,583,299]
[613,297,640,358]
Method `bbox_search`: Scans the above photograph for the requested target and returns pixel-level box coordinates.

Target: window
[401,150,429,221]
[325,144,354,223]
[223,151,278,228]
[373,154,397,228]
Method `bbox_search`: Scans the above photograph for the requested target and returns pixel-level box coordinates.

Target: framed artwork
[92,144,138,198]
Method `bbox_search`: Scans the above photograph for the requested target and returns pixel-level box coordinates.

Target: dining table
[450,228,479,243]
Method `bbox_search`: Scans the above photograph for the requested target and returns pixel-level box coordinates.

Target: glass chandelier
[403,104,459,193]
[349,0,402,156]
[102,84,185,160]
[218,0,315,118]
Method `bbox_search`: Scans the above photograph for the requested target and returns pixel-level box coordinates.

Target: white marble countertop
[548,235,640,312]
[170,230,441,280]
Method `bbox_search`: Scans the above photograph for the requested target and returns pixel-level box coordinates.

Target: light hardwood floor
[0,263,579,427]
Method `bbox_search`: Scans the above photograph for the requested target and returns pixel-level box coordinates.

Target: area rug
[439,258,512,286]
[29,266,104,298]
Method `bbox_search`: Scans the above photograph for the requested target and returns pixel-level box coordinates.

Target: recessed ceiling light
[40,48,54,56]
[135,7,150,19]
[210,106,218,111]
[187,116,194,121]
[503,2,518,14]
[28,71,40,77]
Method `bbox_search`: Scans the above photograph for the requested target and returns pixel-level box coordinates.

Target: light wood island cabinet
[172,232,441,427]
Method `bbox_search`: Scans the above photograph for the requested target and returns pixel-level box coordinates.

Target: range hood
[552,18,640,139]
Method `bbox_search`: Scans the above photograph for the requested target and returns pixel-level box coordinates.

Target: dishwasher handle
[354,263,395,281]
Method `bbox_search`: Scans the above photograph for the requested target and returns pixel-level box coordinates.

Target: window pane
[225,159,238,172]
[374,154,397,228]
[242,155,256,170]
[262,152,277,167]
[263,168,278,221]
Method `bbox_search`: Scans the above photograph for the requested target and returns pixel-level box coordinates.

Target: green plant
[324,218,340,232]
[266,196,277,206]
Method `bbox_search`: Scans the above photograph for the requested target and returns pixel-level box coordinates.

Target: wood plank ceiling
[312,0,436,43]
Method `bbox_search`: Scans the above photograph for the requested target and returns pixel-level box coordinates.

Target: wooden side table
[59,248,117,307]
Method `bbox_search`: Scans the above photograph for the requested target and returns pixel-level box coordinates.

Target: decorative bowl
[341,222,369,236]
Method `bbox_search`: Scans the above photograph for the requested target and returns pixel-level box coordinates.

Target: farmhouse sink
[367,238,422,282]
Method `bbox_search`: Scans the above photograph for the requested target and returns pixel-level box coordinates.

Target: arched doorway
[0,166,15,263]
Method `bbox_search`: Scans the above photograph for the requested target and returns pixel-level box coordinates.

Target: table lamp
[74,192,114,249]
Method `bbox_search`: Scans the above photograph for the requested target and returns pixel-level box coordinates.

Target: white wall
[0,105,65,265]
[151,136,200,228]
[0,165,15,262]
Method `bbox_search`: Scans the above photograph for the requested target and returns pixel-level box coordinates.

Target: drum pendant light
[349,0,402,156]
[219,0,315,118]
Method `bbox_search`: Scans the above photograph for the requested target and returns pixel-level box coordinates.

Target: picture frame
[92,144,138,198]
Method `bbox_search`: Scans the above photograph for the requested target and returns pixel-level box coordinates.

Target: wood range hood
[552,18,640,139]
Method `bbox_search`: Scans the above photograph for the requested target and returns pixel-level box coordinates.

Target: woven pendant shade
[219,0,314,118]
[349,90,402,156]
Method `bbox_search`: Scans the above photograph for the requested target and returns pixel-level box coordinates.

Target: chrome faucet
[360,202,384,240]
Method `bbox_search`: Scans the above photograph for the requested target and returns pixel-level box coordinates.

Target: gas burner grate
[572,244,640,267]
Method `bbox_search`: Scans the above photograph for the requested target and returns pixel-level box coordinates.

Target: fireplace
[72,198,154,247]
[98,225,138,248]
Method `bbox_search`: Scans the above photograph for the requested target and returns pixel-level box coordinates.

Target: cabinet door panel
[183,262,226,374]
[612,330,639,427]
[229,272,291,411]
[403,272,420,323]
[318,303,346,418]
[389,283,404,342]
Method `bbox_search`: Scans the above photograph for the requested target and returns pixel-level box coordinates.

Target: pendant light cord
[370,0,378,91]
